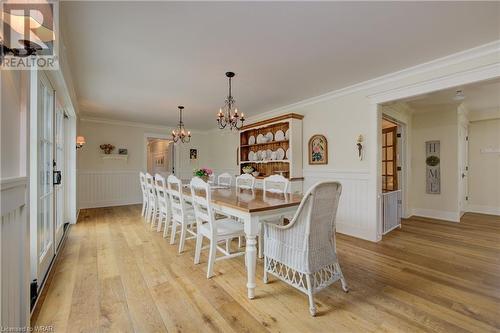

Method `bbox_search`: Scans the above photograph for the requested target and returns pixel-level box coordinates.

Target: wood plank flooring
[32,206,500,332]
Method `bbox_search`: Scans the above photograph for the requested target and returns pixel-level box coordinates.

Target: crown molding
[79,116,210,134]
[239,40,500,124]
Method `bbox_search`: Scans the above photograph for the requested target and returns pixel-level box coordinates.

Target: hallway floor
[33,205,500,332]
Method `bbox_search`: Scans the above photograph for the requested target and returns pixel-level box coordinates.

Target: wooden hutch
[239,113,304,193]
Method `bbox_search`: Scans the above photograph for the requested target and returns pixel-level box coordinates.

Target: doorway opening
[378,77,500,234]
[146,137,174,177]
[381,116,404,235]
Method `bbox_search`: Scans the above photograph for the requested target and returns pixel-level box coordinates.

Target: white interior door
[54,106,65,250]
[37,75,55,282]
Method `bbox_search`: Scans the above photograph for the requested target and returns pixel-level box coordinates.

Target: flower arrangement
[99,144,115,154]
[242,165,254,174]
[193,167,213,182]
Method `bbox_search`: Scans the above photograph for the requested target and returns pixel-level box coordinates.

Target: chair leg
[156,213,163,232]
[225,239,231,254]
[178,223,187,253]
[163,215,170,238]
[305,274,316,317]
[141,201,146,217]
[170,221,177,245]
[336,263,349,292]
[263,257,269,284]
[238,236,242,248]
[207,238,217,279]
[194,234,203,265]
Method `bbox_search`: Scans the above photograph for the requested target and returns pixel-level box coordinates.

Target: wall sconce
[76,136,86,149]
[357,135,364,160]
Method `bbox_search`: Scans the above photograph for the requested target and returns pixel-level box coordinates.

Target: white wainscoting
[303,169,374,241]
[78,170,142,209]
[1,177,29,328]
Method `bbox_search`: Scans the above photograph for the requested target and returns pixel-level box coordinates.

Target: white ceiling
[61,1,500,129]
[405,78,500,112]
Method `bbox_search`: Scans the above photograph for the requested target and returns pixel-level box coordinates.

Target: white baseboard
[411,208,460,222]
[79,200,142,210]
[467,205,500,216]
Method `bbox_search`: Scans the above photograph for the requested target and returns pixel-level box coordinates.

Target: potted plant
[193,167,213,182]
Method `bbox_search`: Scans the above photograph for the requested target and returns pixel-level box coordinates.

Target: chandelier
[172,106,191,143]
[217,72,245,130]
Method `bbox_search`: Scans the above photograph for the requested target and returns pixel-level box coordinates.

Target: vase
[201,175,209,182]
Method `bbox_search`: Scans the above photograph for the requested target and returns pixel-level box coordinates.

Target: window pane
[387,132,393,145]
[387,147,394,161]
[387,162,394,175]
[382,147,387,160]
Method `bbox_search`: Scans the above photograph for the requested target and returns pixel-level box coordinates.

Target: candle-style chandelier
[216,72,245,130]
[172,105,191,143]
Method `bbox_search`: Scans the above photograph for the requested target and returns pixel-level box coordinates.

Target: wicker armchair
[262,181,348,316]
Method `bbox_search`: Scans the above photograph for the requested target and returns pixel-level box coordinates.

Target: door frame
[458,111,469,216]
[143,133,175,175]
[370,63,499,241]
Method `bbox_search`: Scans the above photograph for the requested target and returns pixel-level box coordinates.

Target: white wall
[410,106,460,221]
[205,129,240,177]
[204,42,500,241]
[468,119,500,215]
[1,70,30,328]
[77,118,209,208]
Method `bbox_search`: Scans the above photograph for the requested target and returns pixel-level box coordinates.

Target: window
[382,126,398,192]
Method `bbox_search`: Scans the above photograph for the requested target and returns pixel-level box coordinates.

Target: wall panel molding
[303,170,375,241]
[1,177,29,328]
[78,170,142,209]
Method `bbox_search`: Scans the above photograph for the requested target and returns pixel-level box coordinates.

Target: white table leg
[244,215,259,299]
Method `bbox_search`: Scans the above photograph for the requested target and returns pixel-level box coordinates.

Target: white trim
[411,208,460,223]
[0,177,27,216]
[369,62,500,104]
[467,205,500,216]
[81,116,172,131]
[78,200,141,210]
[245,40,500,123]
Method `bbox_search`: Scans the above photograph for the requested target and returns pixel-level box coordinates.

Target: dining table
[180,184,303,299]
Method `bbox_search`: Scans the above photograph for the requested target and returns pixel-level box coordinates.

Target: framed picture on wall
[190,149,198,160]
[308,134,328,165]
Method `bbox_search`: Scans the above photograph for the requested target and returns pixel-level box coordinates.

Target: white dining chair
[153,174,171,234]
[167,175,197,253]
[217,172,232,187]
[235,173,256,190]
[190,177,245,278]
[145,173,157,224]
[262,181,348,316]
[263,174,289,193]
[139,172,148,217]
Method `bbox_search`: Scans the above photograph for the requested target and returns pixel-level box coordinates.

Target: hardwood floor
[33,206,500,332]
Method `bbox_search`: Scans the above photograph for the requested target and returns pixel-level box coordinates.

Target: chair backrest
[154,174,168,211]
[167,175,188,223]
[290,181,342,248]
[145,173,156,197]
[208,174,215,184]
[190,177,216,235]
[218,172,232,186]
[139,172,147,196]
[236,173,255,190]
[263,174,289,193]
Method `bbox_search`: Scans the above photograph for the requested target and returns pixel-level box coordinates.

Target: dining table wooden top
[181,185,303,213]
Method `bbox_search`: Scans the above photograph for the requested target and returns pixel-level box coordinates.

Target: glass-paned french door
[54,106,65,249]
[37,75,55,282]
